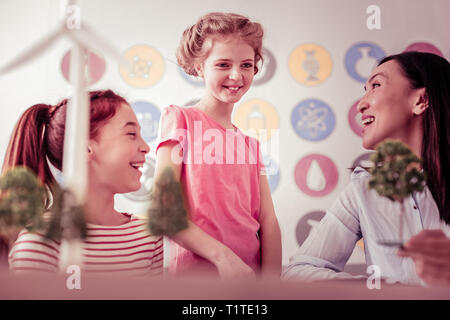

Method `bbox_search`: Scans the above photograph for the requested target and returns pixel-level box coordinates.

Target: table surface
[1,270,449,300]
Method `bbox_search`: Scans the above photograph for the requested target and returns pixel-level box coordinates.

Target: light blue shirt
[283,167,450,286]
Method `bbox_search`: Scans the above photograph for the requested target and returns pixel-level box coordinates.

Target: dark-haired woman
[283,52,450,286]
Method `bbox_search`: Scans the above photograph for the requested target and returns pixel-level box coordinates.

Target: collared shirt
[283,167,450,286]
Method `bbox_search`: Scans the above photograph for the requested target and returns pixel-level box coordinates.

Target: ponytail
[1,104,55,189]
[2,90,128,195]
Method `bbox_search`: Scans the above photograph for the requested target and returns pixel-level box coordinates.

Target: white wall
[1,0,449,268]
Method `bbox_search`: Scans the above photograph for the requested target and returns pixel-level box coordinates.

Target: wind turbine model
[0,0,126,272]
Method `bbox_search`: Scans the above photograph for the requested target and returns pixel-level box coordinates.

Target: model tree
[0,167,47,265]
[44,186,87,242]
[0,166,87,269]
[368,139,427,243]
[147,167,188,236]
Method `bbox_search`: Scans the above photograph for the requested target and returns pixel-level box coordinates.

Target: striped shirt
[8,214,163,277]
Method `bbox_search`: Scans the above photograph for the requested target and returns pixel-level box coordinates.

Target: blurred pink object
[404,42,444,57]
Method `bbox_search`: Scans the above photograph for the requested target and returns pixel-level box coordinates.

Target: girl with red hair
[3,90,163,276]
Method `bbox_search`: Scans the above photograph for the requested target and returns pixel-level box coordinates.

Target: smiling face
[88,103,149,194]
[357,60,426,150]
[197,35,255,106]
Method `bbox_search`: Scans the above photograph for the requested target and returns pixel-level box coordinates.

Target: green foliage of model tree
[368,139,427,242]
[44,186,87,241]
[368,139,426,200]
[0,166,87,243]
[147,167,188,236]
[0,167,47,233]
[0,167,47,262]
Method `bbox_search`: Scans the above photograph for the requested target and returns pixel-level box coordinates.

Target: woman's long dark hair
[378,51,450,224]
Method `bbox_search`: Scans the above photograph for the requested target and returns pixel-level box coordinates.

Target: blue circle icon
[291,99,336,141]
[345,42,386,83]
[178,67,204,87]
[130,101,161,143]
[253,47,277,86]
[263,155,280,193]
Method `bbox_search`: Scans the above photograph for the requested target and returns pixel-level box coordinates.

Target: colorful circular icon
[233,98,279,142]
[351,152,374,172]
[404,42,444,57]
[295,210,326,246]
[263,155,281,193]
[130,101,161,143]
[345,42,386,83]
[253,47,277,86]
[348,99,363,137]
[288,43,333,86]
[61,49,106,86]
[291,99,336,142]
[119,45,165,88]
[123,156,156,202]
[294,154,339,197]
[179,67,204,87]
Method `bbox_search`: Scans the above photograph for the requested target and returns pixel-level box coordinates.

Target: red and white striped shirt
[8,214,163,277]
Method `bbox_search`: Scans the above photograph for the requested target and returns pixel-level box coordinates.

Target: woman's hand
[398,230,450,286]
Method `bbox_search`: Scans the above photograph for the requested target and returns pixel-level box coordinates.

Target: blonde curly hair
[177,12,264,77]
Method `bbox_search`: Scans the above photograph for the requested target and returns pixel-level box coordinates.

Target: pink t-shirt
[156,105,263,275]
